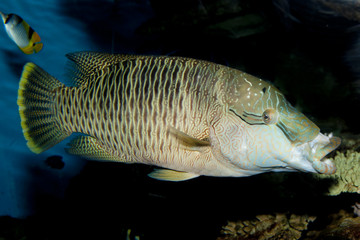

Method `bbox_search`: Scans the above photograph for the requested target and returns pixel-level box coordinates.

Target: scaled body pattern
[17,52,340,181]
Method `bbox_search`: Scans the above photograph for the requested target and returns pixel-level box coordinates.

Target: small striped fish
[17,52,341,181]
[0,11,43,54]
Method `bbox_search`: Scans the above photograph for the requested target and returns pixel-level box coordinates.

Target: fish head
[215,70,341,175]
[0,12,20,27]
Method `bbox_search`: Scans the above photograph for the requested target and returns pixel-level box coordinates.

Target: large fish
[17,52,341,181]
[0,11,43,54]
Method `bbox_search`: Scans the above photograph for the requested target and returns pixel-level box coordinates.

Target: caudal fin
[17,63,71,153]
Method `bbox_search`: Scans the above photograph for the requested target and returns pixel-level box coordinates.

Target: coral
[306,210,360,240]
[218,213,316,240]
[316,150,360,196]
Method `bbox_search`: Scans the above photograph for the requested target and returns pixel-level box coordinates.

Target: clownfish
[0,11,43,54]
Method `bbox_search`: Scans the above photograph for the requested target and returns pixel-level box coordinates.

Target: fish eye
[262,109,278,125]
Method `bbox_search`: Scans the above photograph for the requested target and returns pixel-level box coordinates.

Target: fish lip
[289,133,340,174]
[306,133,341,174]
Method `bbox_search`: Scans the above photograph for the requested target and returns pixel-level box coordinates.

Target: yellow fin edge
[148,169,199,181]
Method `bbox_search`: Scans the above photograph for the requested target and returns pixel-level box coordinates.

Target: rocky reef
[219,210,360,240]
[219,213,316,240]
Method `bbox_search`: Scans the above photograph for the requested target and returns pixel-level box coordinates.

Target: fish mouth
[303,133,341,174]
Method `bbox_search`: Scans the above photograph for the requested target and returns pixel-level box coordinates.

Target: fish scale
[55,55,216,168]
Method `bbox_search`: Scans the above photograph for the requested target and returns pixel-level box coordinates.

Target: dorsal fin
[65,52,135,87]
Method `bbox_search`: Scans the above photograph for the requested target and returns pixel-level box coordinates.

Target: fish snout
[308,134,341,174]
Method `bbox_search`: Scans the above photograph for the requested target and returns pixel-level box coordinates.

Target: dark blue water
[0,0,155,218]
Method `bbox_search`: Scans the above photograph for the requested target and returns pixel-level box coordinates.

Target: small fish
[0,11,43,54]
[45,155,65,170]
[17,52,341,181]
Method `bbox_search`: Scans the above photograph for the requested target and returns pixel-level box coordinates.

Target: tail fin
[17,63,71,153]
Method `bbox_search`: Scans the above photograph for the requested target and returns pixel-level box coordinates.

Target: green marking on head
[222,68,320,145]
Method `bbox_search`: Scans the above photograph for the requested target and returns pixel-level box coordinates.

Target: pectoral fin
[66,136,125,162]
[148,169,199,181]
[169,127,210,151]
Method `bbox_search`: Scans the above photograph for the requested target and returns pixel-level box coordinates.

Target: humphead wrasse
[17,52,341,181]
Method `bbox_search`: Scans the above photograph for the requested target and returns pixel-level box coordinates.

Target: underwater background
[0,0,360,239]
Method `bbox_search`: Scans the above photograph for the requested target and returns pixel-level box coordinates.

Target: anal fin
[66,136,124,162]
[148,169,199,181]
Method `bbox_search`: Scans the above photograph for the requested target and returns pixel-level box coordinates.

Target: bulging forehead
[221,68,320,145]
[225,70,286,114]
